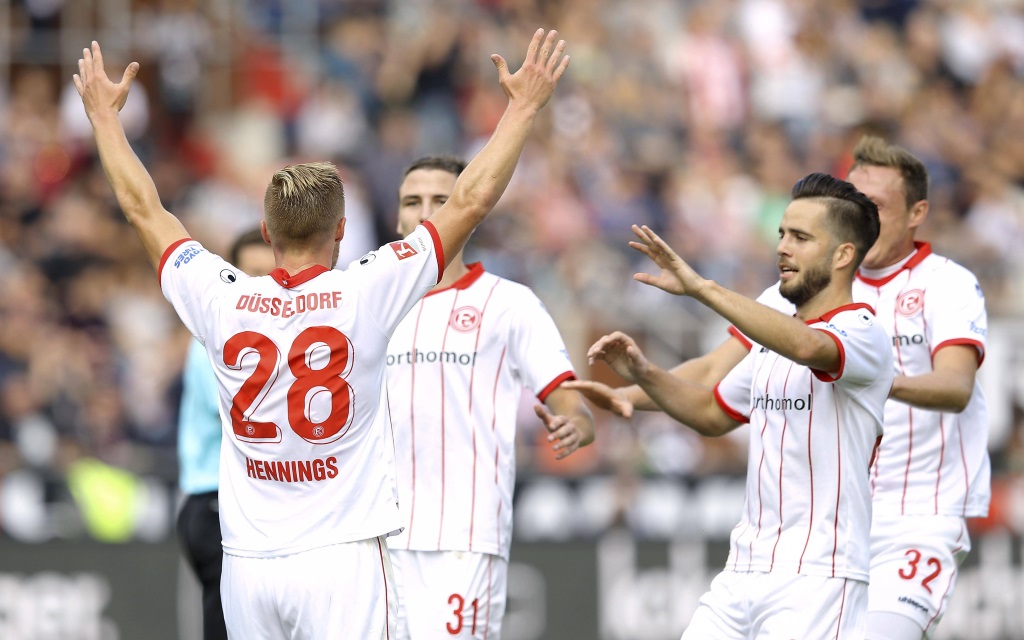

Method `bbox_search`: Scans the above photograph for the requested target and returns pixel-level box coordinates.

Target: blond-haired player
[382,156,595,639]
[73,30,569,639]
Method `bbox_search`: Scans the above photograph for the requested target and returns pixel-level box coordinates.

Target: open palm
[629,224,704,297]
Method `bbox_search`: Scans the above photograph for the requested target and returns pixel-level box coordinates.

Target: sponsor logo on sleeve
[389,241,419,261]
[825,323,848,337]
[220,269,238,283]
[174,246,203,268]
[358,252,377,266]
[970,321,987,337]
[450,306,482,332]
[858,313,873,326]
[896,289,924,316]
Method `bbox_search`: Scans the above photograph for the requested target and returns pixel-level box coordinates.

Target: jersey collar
[269,265,330,289]
[425,262,485,297]
[805,302,875,325]
[855,241,932,287]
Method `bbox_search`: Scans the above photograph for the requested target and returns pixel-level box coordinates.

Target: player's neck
[795,282,854,322]
[277,250,333,275]
[433,254,469,292]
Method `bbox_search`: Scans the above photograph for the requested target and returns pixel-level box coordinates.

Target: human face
[847,164,918,269]
[396,168,458,237]
[777,199,835,307]
[236,243,276,277]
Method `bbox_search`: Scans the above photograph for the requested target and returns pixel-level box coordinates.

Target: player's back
[160,225,443,557]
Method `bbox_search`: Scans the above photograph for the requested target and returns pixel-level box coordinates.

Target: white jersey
[734,243,990,518]
[384,263,575,560]
[160,223,444,558]
[715,304,893,581]
[855,243,989,517]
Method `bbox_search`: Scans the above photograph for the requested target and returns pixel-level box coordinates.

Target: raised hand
[534,403,584,459]
[629,225,707,298]
[586,331,652,384]
[491,28,570,113]
[560,379,635,418]
[73,41,139,121]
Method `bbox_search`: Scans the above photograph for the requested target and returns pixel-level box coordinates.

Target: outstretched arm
[586,332,741,437]
[534,386,595,460]
[630,225,840,373]
[563,335,750,417]
[427,29,570,265]
[74,42,187,269]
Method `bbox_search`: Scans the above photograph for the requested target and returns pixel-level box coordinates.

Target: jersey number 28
[224,326,355,444]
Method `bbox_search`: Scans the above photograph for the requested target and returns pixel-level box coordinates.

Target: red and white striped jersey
[737,243,990,518]
[855,243,989,517]
[716,304,893,581]
[160,223,444,558]
[384,263,576,560]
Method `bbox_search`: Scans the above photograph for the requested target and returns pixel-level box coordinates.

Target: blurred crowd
[2,0,1024,542]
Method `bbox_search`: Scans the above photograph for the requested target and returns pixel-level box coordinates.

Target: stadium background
[1,0,1024,638]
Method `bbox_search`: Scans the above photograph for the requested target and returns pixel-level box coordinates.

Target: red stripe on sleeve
[713,383,749,424]
[537,371,576,403]
[811,329,845,382]
[728,326,753,351]
[421,221,445,284]
[157,238,193,287]
[933,338,985,367]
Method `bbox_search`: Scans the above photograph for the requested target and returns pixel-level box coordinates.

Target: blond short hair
[263,162,345,249]
[850,136,928,208]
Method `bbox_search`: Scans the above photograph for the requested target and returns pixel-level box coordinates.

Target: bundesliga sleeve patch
[389,241,419,260]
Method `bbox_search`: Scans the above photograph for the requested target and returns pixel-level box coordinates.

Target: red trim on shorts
[811,329,845,382]
[537,371,577,403]
[728,325,753,351]
[713,384,749,424]
[377,538,390,640]
[856,242,932,287]
[158,238,192,286]
[933,338,985,367]
[422,221,445,284]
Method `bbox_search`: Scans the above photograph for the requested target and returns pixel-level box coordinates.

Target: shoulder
[917,252,981,288]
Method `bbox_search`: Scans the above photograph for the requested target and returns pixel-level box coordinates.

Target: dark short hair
[229,228,268,265]
[850,135,929,208]
[403,156,467,178]
[791,172,880,270]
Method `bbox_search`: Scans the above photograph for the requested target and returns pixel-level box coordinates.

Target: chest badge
[450,306,482,333]
[896,289,924,317]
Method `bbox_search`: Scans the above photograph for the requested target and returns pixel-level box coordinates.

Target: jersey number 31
[224,326,355,444]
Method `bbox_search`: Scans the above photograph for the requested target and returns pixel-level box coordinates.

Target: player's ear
[908,199,928,231]
[260,220,271,245]
[833,241,856,271]
[335,217,346,242]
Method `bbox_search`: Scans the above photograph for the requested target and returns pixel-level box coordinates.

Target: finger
[91,41,104,73]
[120,61,140,87]
[633,272,665,289]
[553,54,570,82]
[546,39,566,73]
[82,47,93,75]
[629,240,658,261]
[641,225,681,260]
[525,28,544,65]
[78,58,87,83]
[490,54,510,83]
[549,427,575,447]
[533,403,553,425]
[538,30,558,66]
[72,74,83,95]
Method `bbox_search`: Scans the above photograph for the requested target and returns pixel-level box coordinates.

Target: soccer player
[382,156,595,639]
[569,137,990,640]
[73,29,569,639]
[586,173,891,638]
[176,228,274,640]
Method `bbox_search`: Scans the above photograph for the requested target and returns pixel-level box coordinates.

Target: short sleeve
[812,310,892,388]
[506,289,576,402]
[925,266,987,365]
[350,222,445,336]
[160,239,228,344]
[714,351,756,424]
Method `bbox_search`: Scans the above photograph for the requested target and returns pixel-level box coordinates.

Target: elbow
[948,390,972,413]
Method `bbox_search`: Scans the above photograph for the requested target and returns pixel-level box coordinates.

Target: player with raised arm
[380,156,595,639]
[589,174,891,638]
[73,29,569,639]
[176,228,274,640]
[571,137,989,640]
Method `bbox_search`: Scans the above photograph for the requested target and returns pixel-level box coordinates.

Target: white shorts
[222,537,396,640]
[868,514,971,637]
[390,549,508,640]
[681,570,867,640]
